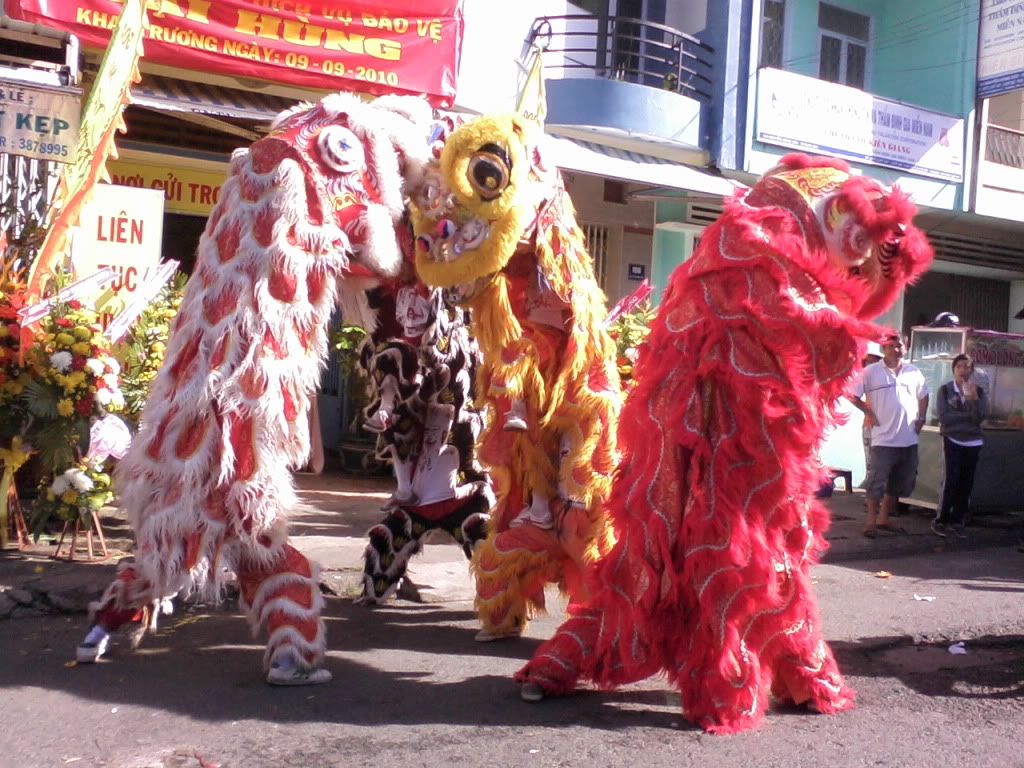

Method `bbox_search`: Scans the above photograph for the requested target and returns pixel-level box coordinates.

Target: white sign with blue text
[978,0,1024,98]
[756,68,965,183]
[0,78,81,163]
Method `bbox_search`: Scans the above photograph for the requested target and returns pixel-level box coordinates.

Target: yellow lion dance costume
[413,114,621,639]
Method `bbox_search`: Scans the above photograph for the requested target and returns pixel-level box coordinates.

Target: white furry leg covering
[237,544,326,671]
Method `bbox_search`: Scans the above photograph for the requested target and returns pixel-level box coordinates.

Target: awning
[546,135,744,199]
[130,74,299,122]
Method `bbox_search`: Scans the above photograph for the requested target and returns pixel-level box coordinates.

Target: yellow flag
[516,44,547,126]
[24,0,147,304]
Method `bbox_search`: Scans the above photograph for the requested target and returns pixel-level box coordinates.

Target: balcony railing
[527,15,714,102]
[985,124,1024,169]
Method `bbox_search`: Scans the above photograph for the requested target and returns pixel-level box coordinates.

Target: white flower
[102,373,119,389]
[49,351,73,372]
[50,475,70,494]
[110,389,125,408]
[84,358,106,376]
[625,347,639,362]
[104,356,121,375]
[96,387,113,406]
[65,467,94,493]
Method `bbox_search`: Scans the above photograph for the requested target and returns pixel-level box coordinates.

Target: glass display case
[909,326,1024,429]
[907,326,1024,513]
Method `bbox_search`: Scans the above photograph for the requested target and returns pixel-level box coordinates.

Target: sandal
[875,523,907,534]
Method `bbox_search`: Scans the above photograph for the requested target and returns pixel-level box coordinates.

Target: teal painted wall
[781,0,977,118]
[651,227,693,303]
[651,199,701,303]
[873,0,978,117]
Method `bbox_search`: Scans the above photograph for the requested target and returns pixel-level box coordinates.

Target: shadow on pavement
[833,633,1024,701]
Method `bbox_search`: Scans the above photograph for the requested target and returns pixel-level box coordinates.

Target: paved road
[2,542,1022,768]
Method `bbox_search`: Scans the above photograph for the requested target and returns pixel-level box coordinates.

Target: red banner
[7,0,464,106]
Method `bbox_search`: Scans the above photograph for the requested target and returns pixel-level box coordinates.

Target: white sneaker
[474,628,522,642]
[76,633,109,663]
[503,415,527,432]
[520,682,546,702]
[364,411,391,433]
[266,665,332,686]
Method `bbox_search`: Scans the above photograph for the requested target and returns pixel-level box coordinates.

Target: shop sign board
[7,0,464,107]
[108,158,226,216]
[70,184,165,324]
[756,68,965,183]
[0,78,81,163]
[978,0,1024,98]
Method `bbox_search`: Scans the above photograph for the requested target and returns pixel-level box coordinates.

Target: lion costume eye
[318,125,365,172]
[467,143,511,200]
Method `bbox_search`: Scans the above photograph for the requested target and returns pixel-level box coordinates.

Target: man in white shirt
[849,333,929,537]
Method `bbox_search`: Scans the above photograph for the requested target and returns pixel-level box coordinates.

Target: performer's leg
[237,543,330,686]
[356,508,427,605]
[513,605,601,698]
[77,560,153,663]
[765,567,855,715]
[365,375,400,432]
[472,524,565,641]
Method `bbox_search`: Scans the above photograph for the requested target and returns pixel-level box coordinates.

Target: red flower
[71,354,86,371]
[75,397,93,416]
[68,300,82,310]
[56,317,74,328]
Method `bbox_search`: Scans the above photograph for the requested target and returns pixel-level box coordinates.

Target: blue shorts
[864,445,918,500]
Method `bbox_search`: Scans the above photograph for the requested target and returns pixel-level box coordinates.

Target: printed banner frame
[7,0,465,106]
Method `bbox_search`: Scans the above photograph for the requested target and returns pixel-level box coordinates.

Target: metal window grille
[583,223,609,290]
[0,153,58,259]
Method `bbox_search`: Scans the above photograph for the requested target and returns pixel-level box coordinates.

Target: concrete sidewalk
[2,468,1021,619]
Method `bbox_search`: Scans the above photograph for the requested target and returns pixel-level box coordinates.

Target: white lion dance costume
[77,94,436,685]
[514,154,934,731]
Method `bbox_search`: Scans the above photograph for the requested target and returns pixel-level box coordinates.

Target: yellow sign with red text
[108,158,227,216]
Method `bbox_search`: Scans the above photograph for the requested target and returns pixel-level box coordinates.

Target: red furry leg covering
[238,543,326,671]
[90,562,151,631]
[515,519,671,694]
[763,566,855,714]
[472,525,570,636]
[666,497,854,735]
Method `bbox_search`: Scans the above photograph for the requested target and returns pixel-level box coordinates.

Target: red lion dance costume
[515,154,933,732]
[76,94,435,685]
[413,114,621,640]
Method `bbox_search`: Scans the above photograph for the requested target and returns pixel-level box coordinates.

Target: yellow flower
[56,398,74,417]
[3,381,23,395]
[46,490,56,501]
[67,371,87,388]
[151,341,166,355]
[0,325,8,338]
[71,342,91,356]
[56,332,75,347]
[73,326,93,341]
[61,489,79,505]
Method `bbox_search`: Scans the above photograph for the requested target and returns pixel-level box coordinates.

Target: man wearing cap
[850,333,929,537]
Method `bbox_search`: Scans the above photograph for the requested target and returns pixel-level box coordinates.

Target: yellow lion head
[413,113,555,302]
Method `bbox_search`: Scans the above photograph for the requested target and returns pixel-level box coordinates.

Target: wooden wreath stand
[1,474,30,551]
[52,509,110,562]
